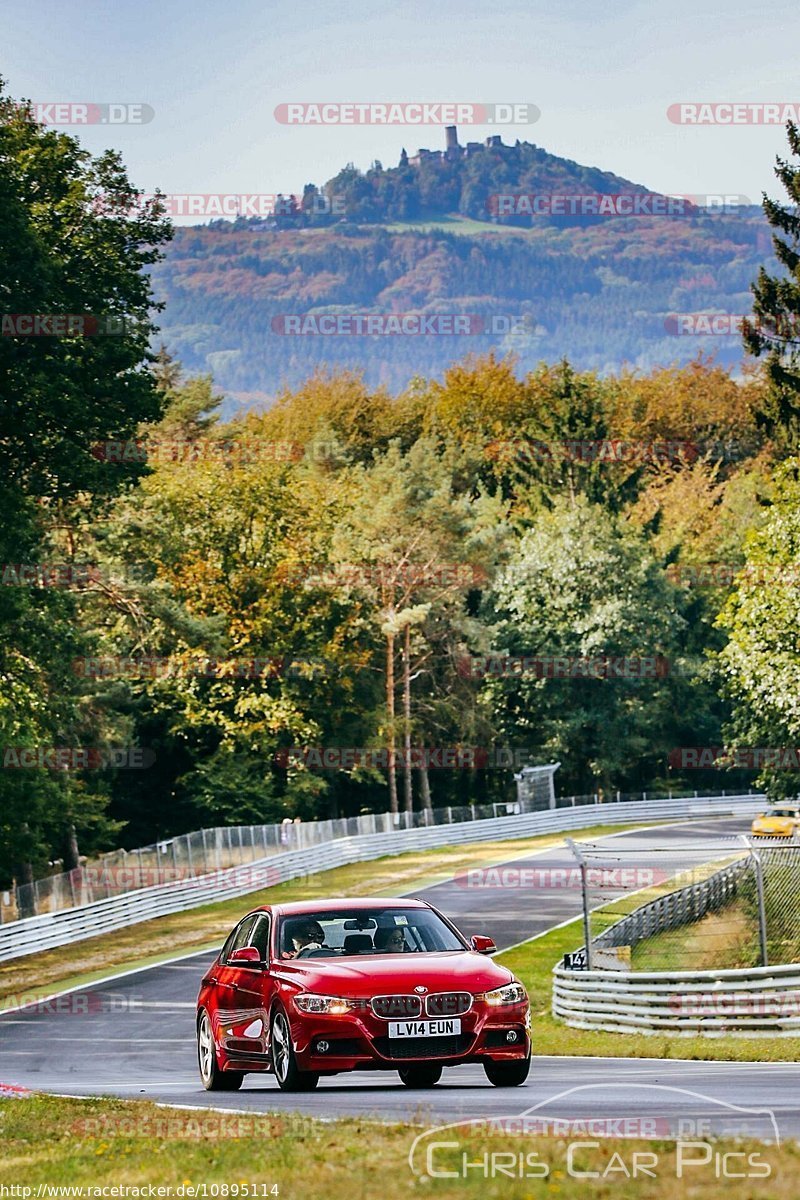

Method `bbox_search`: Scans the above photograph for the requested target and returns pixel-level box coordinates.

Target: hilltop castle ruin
[403,126,504,168]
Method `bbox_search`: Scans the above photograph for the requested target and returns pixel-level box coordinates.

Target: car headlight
[294,994,354,1015]
[483,981,527,1006]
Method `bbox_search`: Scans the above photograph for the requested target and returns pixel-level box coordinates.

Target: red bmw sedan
[196,897,530,1092]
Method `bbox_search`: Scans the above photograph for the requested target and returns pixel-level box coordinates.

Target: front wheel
[270,1010,319,1092]
[398,1064,442,1088]
[484,1054,531,1087]
[197,1011,244,1091]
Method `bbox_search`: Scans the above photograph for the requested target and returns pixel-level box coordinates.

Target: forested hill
[149,134,774,412]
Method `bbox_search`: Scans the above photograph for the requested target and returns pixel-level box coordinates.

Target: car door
[215,914,267,1055]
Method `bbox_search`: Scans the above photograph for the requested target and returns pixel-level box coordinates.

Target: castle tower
[445,125,460,157]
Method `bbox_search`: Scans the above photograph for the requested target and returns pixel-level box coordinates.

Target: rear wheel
[484,1054,530,1087]
[197,1010,244,1091]
[398,1064,443,1088]
[270,1010,319,1092]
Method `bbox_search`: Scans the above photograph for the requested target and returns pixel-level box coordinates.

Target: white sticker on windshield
[394,915,408,925]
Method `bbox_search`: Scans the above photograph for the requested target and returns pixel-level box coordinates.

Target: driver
[284,919,327,959]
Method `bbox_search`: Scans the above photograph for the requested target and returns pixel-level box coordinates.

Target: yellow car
[751,806,800,839]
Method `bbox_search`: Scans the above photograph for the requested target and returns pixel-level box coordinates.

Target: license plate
[388,1019,461,1038]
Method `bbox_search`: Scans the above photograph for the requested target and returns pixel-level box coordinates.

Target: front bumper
[287,1001,531,1071]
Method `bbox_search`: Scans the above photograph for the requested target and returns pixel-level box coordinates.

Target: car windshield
[277,907,466,958]
[767,809,797,818]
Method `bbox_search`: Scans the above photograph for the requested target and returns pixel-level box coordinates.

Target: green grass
[497,917,800,1062]
[381,213,538,236]
[0,1094,795,1198]
[630,900,760,971]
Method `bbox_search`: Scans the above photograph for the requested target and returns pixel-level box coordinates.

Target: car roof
[251,897,431,918]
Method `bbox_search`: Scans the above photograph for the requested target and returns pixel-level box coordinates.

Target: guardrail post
[565,837,592,970]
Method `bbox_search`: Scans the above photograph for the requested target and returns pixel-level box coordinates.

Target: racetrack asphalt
[1,815,798,1139]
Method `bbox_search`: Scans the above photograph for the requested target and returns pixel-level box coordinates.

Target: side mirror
[471,934,497,955]
[229,946,261,965]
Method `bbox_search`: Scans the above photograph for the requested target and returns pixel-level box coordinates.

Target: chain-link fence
[3,770,559,923]
[564,834,800,972]
[0,780,759,925]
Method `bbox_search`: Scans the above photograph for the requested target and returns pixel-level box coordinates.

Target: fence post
[753,844,769,968]
[741,835,768,968]
[565,837,592,971]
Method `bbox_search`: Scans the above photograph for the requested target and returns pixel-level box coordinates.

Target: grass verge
[0,1093,795,1198]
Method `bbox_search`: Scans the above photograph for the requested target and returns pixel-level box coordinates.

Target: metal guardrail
[554,839,800,1037]
[0,793,761,963]
[553,961,800,1036]
[3,783,753,923]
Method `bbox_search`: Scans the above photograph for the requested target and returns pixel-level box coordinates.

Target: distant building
[406,128,506,168]
[445,125,460,159]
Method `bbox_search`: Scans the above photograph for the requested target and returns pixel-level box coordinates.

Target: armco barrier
[553,961,800,1036]
[0,794,761,963]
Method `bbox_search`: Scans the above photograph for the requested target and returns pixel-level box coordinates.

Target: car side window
[249,914,271,961]
[226,914,258,961]
[220,927,239,962]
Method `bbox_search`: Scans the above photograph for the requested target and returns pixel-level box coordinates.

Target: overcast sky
[4,0,799,210]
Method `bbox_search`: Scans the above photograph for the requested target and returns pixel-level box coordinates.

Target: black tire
[398,1064,443,1088]
[197,1010,244,1092]
[270,1009,319,1092]
[484,1054,531,1087]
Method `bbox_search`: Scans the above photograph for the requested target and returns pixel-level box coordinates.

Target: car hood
[271,951,514,995]
[753,817,793,829]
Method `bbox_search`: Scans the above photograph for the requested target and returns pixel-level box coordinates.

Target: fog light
[316,1039,330,1053]
[506,1030,518,1043]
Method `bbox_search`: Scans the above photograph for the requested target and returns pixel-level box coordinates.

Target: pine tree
[743,122,800,448]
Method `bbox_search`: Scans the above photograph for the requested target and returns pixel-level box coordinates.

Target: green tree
[483,496,689,794]
[717,460,800,797]
[0,82,171,884]
[743,122,800,448]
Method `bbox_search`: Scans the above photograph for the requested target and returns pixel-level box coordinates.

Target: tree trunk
[403,623,413,815]
[386,631,398,815]
[16,860,35,919]
[419,762,433,822]
[64,823,80,872]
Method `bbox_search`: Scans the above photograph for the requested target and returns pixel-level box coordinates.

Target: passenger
[374,927,406,953]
